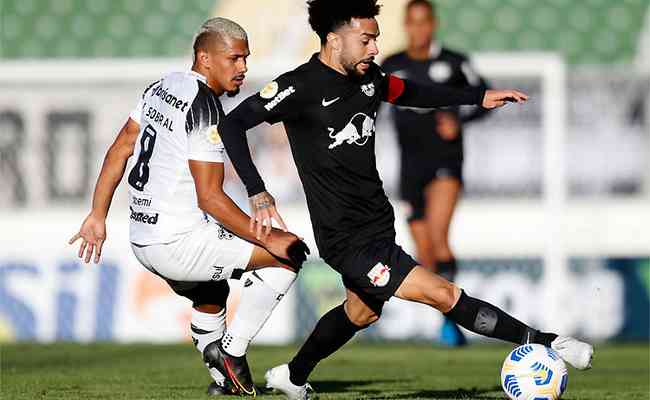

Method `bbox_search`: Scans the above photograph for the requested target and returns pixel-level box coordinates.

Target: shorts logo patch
[260,81,279,99]
[216,225,234,240]
[367,263,391,287]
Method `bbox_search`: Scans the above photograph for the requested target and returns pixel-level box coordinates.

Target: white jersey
[127,71,226,245]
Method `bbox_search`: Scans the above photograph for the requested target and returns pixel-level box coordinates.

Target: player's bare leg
[423,177,466,346]
[267,290,378,399]
[204,246,298,396]
[424,177,460,270]
[408,220,435,270]
[395,266,594,370]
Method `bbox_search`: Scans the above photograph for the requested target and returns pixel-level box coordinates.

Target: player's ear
[196,49,210,69]
[327,32,342,53]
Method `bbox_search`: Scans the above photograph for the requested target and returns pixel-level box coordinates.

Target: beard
[226,87,240,97]
[341,53,373,80]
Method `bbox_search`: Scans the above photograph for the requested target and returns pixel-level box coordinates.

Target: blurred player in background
[68,17,308,397]
[381,0,492,347]
[220,1,593,398]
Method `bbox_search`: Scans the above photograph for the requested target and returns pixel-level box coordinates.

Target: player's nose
[368,41,379,57]
[238,59,248,74]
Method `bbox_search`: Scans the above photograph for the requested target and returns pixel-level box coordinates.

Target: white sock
[222,268,296,357]
[191,308,226,384]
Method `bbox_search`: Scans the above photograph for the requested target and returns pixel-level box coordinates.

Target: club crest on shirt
[259,81,279,99]
[361,83,375,97]
[367,263,391,287]
[428,61,452,82]
[205,126,221,144]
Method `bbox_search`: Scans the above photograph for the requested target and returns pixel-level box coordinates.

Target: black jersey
[381,44,490,162]
[221,54,484,262]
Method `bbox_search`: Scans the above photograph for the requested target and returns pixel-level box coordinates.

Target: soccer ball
[501,344,568,400]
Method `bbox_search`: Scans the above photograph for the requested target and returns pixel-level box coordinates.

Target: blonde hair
[192,17,248,62]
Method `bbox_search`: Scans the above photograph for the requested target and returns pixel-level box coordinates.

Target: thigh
[143,222,254,282]
[340,239,418,304]
[394,265,461,313]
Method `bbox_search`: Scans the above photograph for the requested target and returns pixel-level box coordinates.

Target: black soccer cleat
[204,341,257,397]
[207,380,238,396]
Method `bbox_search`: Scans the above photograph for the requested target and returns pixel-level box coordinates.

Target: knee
[425,281,460,313]
[345,304,381,327]
[349,311,380,327]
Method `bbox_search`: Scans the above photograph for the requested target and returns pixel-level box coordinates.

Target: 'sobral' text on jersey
[145,104,174,132]
[130,206,159,224]
[264,86,295,111]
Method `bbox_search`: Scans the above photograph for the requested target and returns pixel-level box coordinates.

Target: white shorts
[131,221,254,285]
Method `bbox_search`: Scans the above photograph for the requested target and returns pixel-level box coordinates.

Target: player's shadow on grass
[313,380,504,399]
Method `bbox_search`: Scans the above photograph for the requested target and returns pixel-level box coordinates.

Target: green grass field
[2,342,648,399]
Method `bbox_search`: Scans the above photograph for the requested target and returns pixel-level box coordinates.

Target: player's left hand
[249,191,288,241]
[435,112,460,141]
[482,89,528,109]
[68,212,107,264]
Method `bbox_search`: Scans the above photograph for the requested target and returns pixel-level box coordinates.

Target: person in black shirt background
[381,0,492,347]
[219,0,593,397]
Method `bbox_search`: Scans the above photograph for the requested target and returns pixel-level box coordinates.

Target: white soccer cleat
[551,336,594,370]
[265,364,312,400]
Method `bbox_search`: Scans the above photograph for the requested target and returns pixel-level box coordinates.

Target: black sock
[444,290,557,346]
[288,303,364,386]
[436,258,458,282]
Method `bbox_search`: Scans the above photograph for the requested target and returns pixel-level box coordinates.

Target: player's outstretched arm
[384,75,527,109]
[68,117,140,264]
[221,77,303,240]
[189,159,304,264]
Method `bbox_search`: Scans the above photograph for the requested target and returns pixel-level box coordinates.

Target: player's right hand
[264,230,310,268]
[68,212,107,264]
[482,89,528,109]
[248,191,288,241]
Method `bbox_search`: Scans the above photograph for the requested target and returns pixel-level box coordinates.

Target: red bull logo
[367,263,391,287]
[328,112,376,149]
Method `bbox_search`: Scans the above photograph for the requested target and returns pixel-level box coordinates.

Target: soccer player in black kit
[381,0,492,347]
[219,1,593,398]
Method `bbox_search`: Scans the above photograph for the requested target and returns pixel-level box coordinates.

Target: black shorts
[401,160,463,223]
[328,238,418,312]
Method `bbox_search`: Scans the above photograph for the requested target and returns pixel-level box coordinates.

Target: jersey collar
[189,70,208,83]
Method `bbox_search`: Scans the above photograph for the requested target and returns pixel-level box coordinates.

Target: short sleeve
[130,79,160,124]
[129,98,144,124]
[187,124,225,163]
[185,81,225,163]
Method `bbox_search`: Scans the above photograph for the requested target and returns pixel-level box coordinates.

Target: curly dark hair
[307,0,382,44]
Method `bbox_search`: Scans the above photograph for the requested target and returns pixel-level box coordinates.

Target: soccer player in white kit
[69,18,308,396]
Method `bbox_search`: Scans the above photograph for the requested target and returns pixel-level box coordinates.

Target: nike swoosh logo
[322,97,341,107]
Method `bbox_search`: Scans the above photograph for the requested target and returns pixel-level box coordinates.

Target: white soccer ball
[501,344,569,400]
